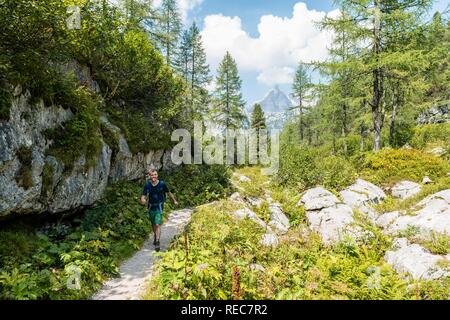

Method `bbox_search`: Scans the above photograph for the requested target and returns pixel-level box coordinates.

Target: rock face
[231,207,268,229]
[299,187,360,244]
[340,179,386,220]
[268,203,290,235]
[417,103,449,124]
[386,189,450,236]
[385,239,449,280]
[391,181,422,199]
[0,91,178,217]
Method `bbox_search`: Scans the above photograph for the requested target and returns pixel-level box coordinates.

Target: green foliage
[357,149,450,185]
[0,180,151,300]
[211,51,247,129]
[421,232,450,255]
[41,162,54,198]
[162,165,232,209]
[145,198,424,300]
[44,88,102,170]
[277,145,356,191]
[411,123,450,149]
[15,146,34,189]
[251,104,266,130]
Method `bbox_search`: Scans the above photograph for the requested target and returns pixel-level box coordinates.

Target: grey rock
[392,238,409,250]
[260,233,279,247]
[306,204,355,244]
[231,207,267,229]
[385,243,449,280]
[387,189,450,236]
[340,179,386,220]
[299,187,340,211]
[376,211,400,229]
[249,264,266,272]
[422,176,433,184]
[268,203,290,234]
[391,181,421,199]
[239,175,251,183]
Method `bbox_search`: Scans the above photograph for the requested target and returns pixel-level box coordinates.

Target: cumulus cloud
[201,2,339,86]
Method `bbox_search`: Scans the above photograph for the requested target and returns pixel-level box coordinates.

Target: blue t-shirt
[142,180,170,211]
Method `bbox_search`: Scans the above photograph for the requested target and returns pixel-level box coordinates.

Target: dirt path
[91,208,194,300]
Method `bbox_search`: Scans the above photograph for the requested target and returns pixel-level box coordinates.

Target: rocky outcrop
[385,238,449,280]
[391,181,422,200]
[385,189,450,236]
[0,90,178,218]
[340,179,386,220]
[417,103,449,124]
[267,203,290,235]
[299,187,365,244]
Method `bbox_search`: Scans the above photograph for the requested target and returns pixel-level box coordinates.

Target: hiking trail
[92,208,193,300]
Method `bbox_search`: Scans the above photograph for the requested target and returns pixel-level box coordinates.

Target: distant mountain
[256,86,294,113]
[251,86,296,129]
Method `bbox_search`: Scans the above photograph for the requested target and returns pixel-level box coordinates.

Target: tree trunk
[389,85,398,147]
[371,0,383,152]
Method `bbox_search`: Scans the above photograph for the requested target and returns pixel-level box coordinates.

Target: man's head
[148,169,158,182]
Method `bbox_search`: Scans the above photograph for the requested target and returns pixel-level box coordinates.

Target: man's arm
[167,192,178,206]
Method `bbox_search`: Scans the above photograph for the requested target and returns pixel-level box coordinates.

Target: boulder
[239,175,251,183]
[306,203,355,244]
[376,211,400,229]
[231,207,267,229]
[340,179,386,219]
[268,203,290,234]
[385,243,449,280]
[387,189,450,236]
[422,176,433,184]
[260,233,279,247]
[299,187,340,211]
[391,181,421,199]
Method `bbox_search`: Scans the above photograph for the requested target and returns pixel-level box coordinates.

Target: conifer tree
[211,51,247,129]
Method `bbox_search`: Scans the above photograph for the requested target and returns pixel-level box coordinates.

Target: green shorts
[148,209,163,225]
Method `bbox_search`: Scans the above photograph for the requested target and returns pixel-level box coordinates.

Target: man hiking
[140,169,178,251]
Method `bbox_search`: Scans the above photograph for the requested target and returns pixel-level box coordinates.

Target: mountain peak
[256,86,293,114]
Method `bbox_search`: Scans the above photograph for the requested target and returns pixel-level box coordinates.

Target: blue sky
[176,0,449,108]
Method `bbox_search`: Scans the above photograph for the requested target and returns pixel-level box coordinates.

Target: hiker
[140,169,178,251]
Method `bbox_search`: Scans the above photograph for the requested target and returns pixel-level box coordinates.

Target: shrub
[357,149,449,185]
[411,123,450,149]
[277,145,356,191]
[161,164,232,208]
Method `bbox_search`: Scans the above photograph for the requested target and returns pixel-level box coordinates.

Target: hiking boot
[155,240,160,252]
[153,238,157,246]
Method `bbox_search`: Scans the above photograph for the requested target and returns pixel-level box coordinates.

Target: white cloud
[201,2,339,86]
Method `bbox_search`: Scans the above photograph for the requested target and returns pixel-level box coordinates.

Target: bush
[161,165,232,208]
[411,123,450,149]
[277,145,356,191]
[316,156,357,190]
[357,149,450,185]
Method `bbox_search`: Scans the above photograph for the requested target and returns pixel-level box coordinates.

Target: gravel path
[91,208,194,300]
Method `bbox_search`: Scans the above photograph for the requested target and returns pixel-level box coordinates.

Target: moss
[15,146,34,190]
[41,162,54,198]
[44,88,102,172]
[100,122,120,163]
[0,89,10,121]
